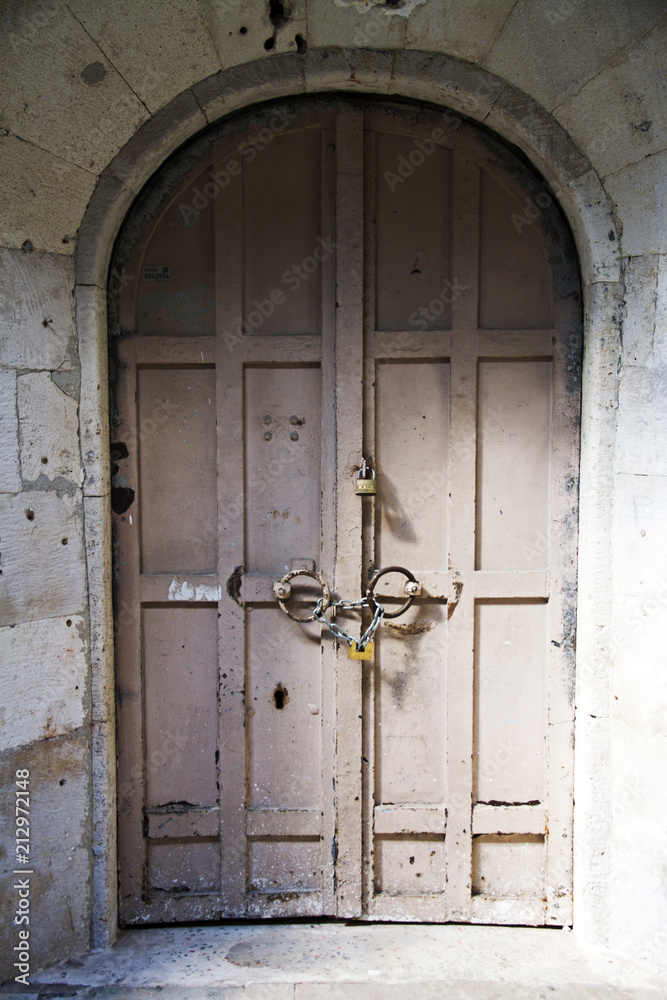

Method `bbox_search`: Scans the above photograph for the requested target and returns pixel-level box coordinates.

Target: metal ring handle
[277,569,331,623]
[366,565,417,619]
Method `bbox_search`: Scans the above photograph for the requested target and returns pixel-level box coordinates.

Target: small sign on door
[142,265,171,282]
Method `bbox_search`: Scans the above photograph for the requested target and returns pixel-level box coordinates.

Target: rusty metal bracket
[275,568,331,623]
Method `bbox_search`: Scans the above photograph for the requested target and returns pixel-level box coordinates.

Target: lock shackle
[357,457,375,479]
[366,565,418,619]
[276,569,331,623]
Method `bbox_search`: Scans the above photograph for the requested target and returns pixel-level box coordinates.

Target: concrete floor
[1,923,663,999]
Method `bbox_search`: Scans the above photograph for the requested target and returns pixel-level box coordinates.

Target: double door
[113,99,581,925]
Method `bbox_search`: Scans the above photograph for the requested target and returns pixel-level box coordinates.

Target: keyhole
[273,683,288,710]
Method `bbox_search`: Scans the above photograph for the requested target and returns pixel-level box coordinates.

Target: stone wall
[0,0,665,981]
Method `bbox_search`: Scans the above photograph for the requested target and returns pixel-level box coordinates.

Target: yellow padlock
[355,458,377,496]
[348,640,374,660]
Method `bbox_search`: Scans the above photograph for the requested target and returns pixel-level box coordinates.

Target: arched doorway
[110,96,581,926]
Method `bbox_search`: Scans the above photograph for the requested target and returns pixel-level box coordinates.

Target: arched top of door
[78,51,619,294]
[109,94,583,343]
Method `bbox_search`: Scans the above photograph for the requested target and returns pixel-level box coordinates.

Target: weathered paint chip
[168,578,222,602]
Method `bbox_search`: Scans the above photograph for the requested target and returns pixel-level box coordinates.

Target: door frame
[76,50,621,947]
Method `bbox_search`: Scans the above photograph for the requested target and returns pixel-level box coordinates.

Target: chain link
[314,597,385,651]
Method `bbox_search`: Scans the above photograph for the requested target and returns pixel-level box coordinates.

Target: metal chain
[314,597,385,651]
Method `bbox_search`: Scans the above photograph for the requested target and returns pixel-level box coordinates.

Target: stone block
[76,285,110,497]
[576,280,621,715]
[614,603,667,734]
[612,473,667,599]
[192,56,305,124]
[554,19,667,179]
[0,371,21,493]
[616,365,667,477]
[0,731,91,980]
[0,250,76,369]
[0,136,96,255]
[389,51,505,123]
[655,255,667,368]
[606,150,667,257]
[484,86,590,189]
[109,90,207,194]
[83,494,114,723]
[17,373,83,487]
[306,0,407,50]
[0,1,148,174]
[91,717,117,948]
[202,0,307,68]
[0,616,87,752]
[610,723,667,856]
[482,0,666,112]
[75,172,137,288]
[609,841,667,976]
[303,47,393,95]
[622,256,660,367]
[67,0,221,114]
[404,0,515,64]
[565,170,621,285]
[0,492,87,627]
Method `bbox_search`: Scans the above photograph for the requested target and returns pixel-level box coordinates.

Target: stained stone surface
[24,924,667,997]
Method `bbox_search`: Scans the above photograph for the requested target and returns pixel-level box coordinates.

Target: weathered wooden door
[112,99,581,926]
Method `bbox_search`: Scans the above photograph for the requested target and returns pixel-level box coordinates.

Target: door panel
[475,359,552,571]
[137,367,217,574]
[243,364,322,569]
[112,97,581,926]
[243,128,322,336]
[375,359,450,570]
[478,170,552,329]
[374,132,452,331]
[473,600,548,803]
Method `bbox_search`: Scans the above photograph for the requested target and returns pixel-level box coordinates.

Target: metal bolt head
[273,581,292,599]
[263,414,272,425]
[290,431,299,441]
[264,431,273,441]
[404,580,422,597]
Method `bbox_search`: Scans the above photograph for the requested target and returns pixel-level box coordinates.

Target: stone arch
[78,50,619,945]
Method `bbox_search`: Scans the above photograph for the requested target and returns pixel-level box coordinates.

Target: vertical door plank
[320,118,339,915]
[333,106,365,917]
[445,154,480,921]
[215,160,247,914]
[360,124,377,915]
[114,339,145,923]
